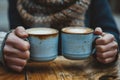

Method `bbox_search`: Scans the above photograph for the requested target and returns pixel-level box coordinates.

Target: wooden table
[0,56,120,80]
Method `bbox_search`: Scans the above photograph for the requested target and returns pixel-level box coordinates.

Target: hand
[94,27,118,64]
[3,26,30,72]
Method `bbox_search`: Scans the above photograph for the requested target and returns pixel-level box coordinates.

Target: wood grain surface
[26,56,120,80]
[0,56,120,80]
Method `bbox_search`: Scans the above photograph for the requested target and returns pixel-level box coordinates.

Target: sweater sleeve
[86,0,120,47]
[0,32,7,62]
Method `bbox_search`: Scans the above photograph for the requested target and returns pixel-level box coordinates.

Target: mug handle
[24,38,29,42]
[91,34,102,54]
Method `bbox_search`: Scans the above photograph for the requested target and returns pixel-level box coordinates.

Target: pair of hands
[3,26,118,72]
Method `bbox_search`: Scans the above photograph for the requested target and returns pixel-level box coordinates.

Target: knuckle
[96,46,104,52]
[3,45,8,53]
[25,51,30,59]
[6,33,16,44]
[110,42,118,50]
[23,42,30,50]
[21,60,27,66]
[108,34,115,42]
[113,42,118,48]
[15,26,24,32]
[11,65,23,72]
[3,46,12,54]
[110,34,114,40]
[5,33,13,43]
[101,39,107,44]
[15,26,27,37]
[115,49,118,54]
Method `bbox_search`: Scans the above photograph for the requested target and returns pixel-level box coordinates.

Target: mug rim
[61,27,94,34]
[26,27,59,35]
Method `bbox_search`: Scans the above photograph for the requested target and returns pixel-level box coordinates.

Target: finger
[4,55,27,67]
[14,26,28,38]
[96,33,115,45]
[96,49,118,59]
[8,65,24,72]
[4,45,30,59]
[94,27,103,35]
[96,41,118,52]
[6,32,30,51]
[96,57,116,64]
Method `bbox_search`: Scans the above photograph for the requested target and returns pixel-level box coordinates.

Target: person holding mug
[0,0,119,72]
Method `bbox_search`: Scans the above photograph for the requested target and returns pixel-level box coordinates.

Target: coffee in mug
[26,27,59,61]
[61,27,98,60]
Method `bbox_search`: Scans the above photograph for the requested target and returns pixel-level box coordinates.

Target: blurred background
[0,0,9,31]
[0,0,120,32]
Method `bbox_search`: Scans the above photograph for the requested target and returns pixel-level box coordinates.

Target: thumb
[14,26,28,38]
[94,27,103,35]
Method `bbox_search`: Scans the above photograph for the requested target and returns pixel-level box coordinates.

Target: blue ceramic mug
[26,28,59,61]
[62,27,99,60]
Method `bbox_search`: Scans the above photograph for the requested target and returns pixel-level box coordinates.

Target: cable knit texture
[17,0,91,29]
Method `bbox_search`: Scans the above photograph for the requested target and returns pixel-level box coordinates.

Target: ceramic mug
[61,27,99,60]
[26,27,59,61]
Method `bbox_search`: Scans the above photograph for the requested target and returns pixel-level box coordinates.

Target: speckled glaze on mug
[62,27,98,60]
[26,28,59,61]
